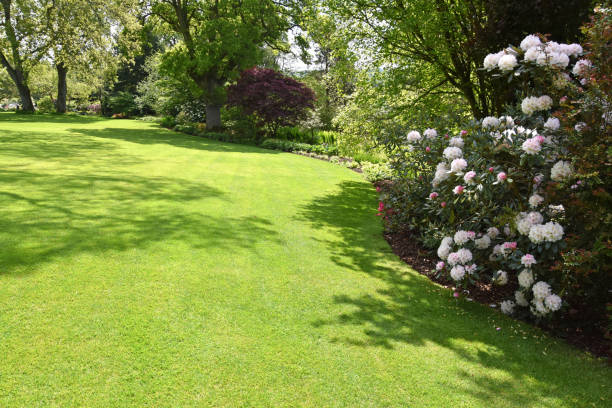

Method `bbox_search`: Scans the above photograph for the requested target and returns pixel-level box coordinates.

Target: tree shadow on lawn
[298,180,610,407]
[68,127,280,155]
[0,168,279,276]
[0,129,133,164]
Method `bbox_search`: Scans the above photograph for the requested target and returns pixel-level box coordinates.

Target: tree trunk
[56,62,68,113]
[15,78,34,112]
[206,105,222,130]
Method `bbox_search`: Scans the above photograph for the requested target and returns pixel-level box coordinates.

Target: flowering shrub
[377,20,611,332]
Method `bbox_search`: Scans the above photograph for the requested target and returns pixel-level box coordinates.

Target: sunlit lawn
[0,113,609,407]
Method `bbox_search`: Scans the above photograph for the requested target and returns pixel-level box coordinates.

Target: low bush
[260,139,338,156]
[160,116,176,129]
[36,96,55,113]
[361,162,394,182]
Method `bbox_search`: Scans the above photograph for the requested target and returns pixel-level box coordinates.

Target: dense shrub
[36,96,55,112]
[102,91,139,117]
[159,116,176,129]
[227,68,316,136]
[361,162,394,182]
[378,27,611,332]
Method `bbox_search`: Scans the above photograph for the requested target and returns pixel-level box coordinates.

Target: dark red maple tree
[227,68,316,136]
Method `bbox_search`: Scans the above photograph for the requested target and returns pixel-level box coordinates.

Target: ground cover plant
[0,113,610,407]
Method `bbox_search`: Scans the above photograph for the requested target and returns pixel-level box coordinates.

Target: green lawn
[0,113,609,407]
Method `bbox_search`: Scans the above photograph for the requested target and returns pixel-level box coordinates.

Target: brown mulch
[383,228,611,360]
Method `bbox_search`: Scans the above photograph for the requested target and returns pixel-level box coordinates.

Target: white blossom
[482,116,500,129]
[443,146,463,160]
[486,227,500,239]
[573,59,592,76]
[544,294,562,311]
[515,291,529,307]
[407,130,422,143]
[498,54,518,71]
[529,194,544,208]
[424,128,437,139]
[450,265,466,281]
[483,51,504,70]
[450,158,468,173]
[544,117,560,131]
[449,137,464,148]
[518,269,534,288]
[532,281,552,299]
[520,35,541,51]
[551,160,572,181]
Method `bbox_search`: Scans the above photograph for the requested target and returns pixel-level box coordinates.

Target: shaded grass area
[0,113,610,407]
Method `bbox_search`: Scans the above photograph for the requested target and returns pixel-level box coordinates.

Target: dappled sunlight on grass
[0,114,609,407]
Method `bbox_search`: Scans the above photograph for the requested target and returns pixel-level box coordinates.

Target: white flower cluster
[474,234,491,249]
[450,158,467,173]
[454,230,475,245]
[544,117,560,131]
[518,269,534,288]
[515,211,543,236]
[437,236,454,260]
[449,137,464,148]
[528,221,564,244]
[529,281,562,315]
[432,162,450,187]
[529,193,544,208]
[521,137,542,155]
[521,95,553,116]
[443,146,462,160]
[550,160,572,181]
[407,130,422,143]
[482,116,501,129]
[520,36,582,70]
[424,128,437,139]
[572,59,592,77]
[486,227,499,239]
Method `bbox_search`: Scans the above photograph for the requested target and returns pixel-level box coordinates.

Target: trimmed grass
[0,113,610,407]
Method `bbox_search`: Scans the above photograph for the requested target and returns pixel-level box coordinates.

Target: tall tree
[0,0,51,111]
[151,0,289,129]
[46,0,139,113]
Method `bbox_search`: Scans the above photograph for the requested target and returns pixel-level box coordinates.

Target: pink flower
[467,231,476,239]
[535,135,545,144]
[436,261,445,271]
[521,254,537,267]
[453,185,465,195]
[441,201,447,208]
[376,186,381,193]
[488,167,494,173]
[444,133,449,139]
[503,241,517,250]
[497,172,507,182]
[460,130,468,136]
[378,202,384,212]
[426,146,431,152]
[429,192,439,199]
[560,96,568,103]
[453,291,460,298]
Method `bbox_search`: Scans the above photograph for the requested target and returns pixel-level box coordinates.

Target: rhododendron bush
[377,9,611,333]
